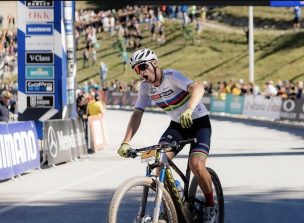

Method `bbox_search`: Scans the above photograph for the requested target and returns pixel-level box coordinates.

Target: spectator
[122,50,128,72]
[244,27,249,45]
[296,81,303,99]
[87,93,105,116]
[293,6,301,31]
[83,47,90,68]
[99,61,108,83]
[76,93,88,121]
[92,47,97,65]
[0,90,12,122]
[263,80,278,98]
[0,15,3,28]
[288,85,297,100]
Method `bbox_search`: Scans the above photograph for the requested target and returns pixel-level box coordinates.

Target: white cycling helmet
[129,48,158,69]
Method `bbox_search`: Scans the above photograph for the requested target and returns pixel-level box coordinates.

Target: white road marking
[0,160,131,214]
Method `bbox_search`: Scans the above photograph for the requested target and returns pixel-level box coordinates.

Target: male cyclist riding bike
[118,48,216,223]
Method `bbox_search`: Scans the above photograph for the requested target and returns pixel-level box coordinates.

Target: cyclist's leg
[188,115,214,207]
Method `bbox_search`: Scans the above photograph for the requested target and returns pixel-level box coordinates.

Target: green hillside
[75,19,304,87]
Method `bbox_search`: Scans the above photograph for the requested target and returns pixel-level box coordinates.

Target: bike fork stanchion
[137,185,149,221]
[153,180,164,223]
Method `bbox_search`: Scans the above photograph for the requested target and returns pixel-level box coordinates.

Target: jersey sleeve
[134,82,152,112]
[170,69,194,91]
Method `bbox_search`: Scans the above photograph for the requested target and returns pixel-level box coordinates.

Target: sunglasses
[134,63,149,74]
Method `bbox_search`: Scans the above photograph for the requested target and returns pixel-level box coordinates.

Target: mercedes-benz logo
[47,126,58,158]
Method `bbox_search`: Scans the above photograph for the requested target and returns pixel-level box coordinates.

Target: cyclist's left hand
[118,143,130,158]
[180,108,193,128]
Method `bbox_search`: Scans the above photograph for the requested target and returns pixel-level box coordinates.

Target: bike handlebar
[127,138,197,158]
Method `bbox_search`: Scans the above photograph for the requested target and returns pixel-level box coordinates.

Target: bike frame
[139,147,193,223]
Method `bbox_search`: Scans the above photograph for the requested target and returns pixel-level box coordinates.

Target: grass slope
[76,19,304,86]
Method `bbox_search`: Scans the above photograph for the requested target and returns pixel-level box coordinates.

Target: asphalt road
[0,110,303,223]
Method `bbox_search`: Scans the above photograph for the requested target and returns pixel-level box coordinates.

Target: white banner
[25,36,54,51]
[243,95,282,119]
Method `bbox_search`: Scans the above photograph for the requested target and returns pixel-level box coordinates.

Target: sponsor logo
[150,87,157,94]
[0,130,38,168]
[26,24,53,35]
[64,1,72,7]
[26,36,54,51]
[26,52,54,64]
[162,89,174,97]
[26,0,53,7]
[64,6,73,21]
[27,9,54,22]
[27,95,54,107]
[282,99,296,112]
[151,93,161,100]
[47,126,58,158]
[66,34,74,50]
[64,22,73,34]
[151,89,174,100]
[47,126,86,158]
[26,66,54,79]
[26,80,54,93]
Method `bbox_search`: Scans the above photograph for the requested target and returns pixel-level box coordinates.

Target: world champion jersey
[135,69,208,122]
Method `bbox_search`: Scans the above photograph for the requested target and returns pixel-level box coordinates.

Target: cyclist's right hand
[118,143,130,158]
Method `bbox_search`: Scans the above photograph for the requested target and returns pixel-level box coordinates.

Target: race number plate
[141,150,156,163]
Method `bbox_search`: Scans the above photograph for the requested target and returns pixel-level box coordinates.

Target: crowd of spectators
[0,6,303,123]
[76,78,304,101]
[208,79,303,100]
[0,28,17,78]
[75,5,209,71]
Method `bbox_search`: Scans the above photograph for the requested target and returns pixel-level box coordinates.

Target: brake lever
[127,148,137,158]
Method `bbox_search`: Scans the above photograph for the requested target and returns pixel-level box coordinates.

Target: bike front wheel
[107,176,178,223]
[188,167,225,223]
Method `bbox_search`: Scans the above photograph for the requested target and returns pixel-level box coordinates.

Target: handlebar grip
[127,149,137,158]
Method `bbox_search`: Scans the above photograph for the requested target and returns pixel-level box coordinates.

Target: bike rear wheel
[107,176,178,223]
[188,167,224,223]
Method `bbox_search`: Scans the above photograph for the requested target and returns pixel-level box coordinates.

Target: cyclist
[118,48,216,223]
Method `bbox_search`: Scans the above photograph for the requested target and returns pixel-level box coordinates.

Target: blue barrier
[0,121,40,180]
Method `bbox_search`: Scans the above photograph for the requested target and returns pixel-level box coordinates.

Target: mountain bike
[107,138,224,223]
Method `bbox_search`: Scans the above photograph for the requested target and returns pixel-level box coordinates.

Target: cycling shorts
[159,115,212,158]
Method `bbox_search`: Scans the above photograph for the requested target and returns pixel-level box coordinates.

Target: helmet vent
[137,52,145,60]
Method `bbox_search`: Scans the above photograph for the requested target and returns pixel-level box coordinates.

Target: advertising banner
[27,95,54,108]
[295,99,304,122]
[26,9,54,22]
[225,95,244,114]
[88,115,106,152]
[26,66,54,79]
[25,36,54,51]
[202,94,211,111]
[243,95,282,119]
[44,119,87,166]
[0,124,13,180]
[26,0,53,7]
[130,92,138,106]
[112,92,123,106]
[210,95,226,113]
[280,99,299,121]
[44,120,73,166]
[26,52,54,65]
[26,24,53,35]
[26,80,54,93]
[0,121,40,180]
[70,119,87,157]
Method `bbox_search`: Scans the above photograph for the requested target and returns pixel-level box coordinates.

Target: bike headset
[130,48,159,84]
